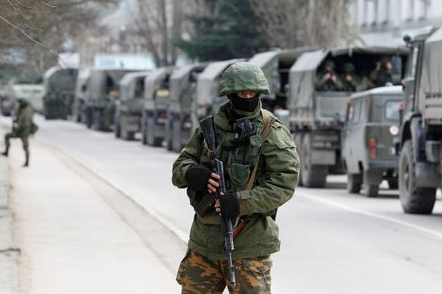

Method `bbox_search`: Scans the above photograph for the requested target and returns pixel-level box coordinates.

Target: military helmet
[324,59,335,69]
[343,62,355,73]
[219,62,270,96]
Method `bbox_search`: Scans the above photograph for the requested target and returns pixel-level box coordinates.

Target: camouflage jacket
[172,102,299,260]
[15,105,33,136]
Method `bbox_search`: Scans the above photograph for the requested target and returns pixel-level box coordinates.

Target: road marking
[298,192,442,241]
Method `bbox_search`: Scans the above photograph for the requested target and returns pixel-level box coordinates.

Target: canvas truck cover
[196,59,243,106]
[170,64,199,103]
[119,71,150,102]
[44,66,78,93]
[288,47,409,111]
[419,26,442,121]
[88,69,130,99]
[288,50,327,110]
[144,67,171,101]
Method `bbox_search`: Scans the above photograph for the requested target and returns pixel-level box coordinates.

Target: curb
[0,155,19,294]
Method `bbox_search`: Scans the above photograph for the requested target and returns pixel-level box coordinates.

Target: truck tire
[114,120,121,138]
[347,173,362,194]
[172,118,182,153]
[301,134,327,188]
[364,184,379,197]
[399,140,436,214]
[387,178,398,190]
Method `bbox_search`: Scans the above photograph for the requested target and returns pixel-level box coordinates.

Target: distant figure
[316,60,343,91]
[2,99,35,167]
[369,57,393,87]
[340,63,359,92]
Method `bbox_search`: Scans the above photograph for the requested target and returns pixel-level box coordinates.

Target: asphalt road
[9,116,442,293]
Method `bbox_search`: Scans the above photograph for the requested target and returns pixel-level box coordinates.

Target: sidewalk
[0,153,19,294]
[7,138,183,294]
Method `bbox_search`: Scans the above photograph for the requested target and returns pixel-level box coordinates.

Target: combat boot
[23,160,29,167]
[2,150,8,157]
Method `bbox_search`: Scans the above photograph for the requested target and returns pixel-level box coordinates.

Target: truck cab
[399,26,442,214]
[43,67,78,120]
[342,86,402,197]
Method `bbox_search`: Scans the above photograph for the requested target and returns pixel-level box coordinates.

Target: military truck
[167,63,208,152]
[83,69,133,131]
[341,86,403,197]
[115,71,150,140]
[195,59,244,124]
[288,47,407,188]
[43,67,78,119]
[141,67,173,146]
[398,27,442,214]
[73,68,91,123]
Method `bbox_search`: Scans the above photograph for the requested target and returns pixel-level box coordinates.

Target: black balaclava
[228,93,260,113]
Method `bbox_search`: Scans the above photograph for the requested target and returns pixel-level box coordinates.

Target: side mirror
[392,55,402,84]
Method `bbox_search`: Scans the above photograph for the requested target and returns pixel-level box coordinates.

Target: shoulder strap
[245,109,276,190]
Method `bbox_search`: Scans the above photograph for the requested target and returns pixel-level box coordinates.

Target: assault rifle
[200,115,236,287]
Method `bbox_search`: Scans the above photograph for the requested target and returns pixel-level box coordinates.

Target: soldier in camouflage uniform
[172,62,299,294]
[2,98,34,167]
[315,59,343,91]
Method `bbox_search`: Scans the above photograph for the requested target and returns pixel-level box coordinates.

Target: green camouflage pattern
[5,102,33,162]
[177,249,272,294]
[172,102,299,260]
[219,62,270,96]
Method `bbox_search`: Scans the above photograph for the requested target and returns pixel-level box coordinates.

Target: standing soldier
[369,56,393,87]
[172,62,299,294]
[315,59,343,91]
[2,98,34,167]
[341,63,360,92]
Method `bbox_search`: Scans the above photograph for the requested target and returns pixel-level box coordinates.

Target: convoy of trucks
[19,34,442,214]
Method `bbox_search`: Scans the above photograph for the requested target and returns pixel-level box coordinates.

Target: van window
[385,100,401,122]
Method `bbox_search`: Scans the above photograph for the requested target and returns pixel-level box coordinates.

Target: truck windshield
[385,100,402,122]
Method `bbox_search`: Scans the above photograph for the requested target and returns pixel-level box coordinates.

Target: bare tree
[0,0,118,71]
[250,0,356,48]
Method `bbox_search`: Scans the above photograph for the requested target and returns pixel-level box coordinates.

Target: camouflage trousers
[5,131,29,161]
[176,250,272,294]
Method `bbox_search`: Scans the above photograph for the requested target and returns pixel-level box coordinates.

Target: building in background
[351,0,442,46]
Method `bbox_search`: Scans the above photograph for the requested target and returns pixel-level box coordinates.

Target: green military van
[341,86,403,197]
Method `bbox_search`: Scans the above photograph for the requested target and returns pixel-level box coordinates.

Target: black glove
[185,164,212,191]
[219,191,240,219]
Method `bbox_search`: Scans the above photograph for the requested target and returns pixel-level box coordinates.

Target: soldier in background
[369,56,393,87]
[316,59,343,91]
[341,63,359,92]
[172,62,299,293]
[2,98,35,167]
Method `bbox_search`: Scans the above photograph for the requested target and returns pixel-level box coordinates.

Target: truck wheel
[399,140,436,214]
[114,121,121,138]
[364,184,379,197]
[387,178,398,190]
[153,137,163,147]
[301,134,327,188]
[347,174,362,194]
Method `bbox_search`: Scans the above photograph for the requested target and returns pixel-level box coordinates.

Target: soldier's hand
[215,191,240,218]
[185,164,212,192]
[324,73,331,80]
[207,173,220,193]
[331,75,337,82]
